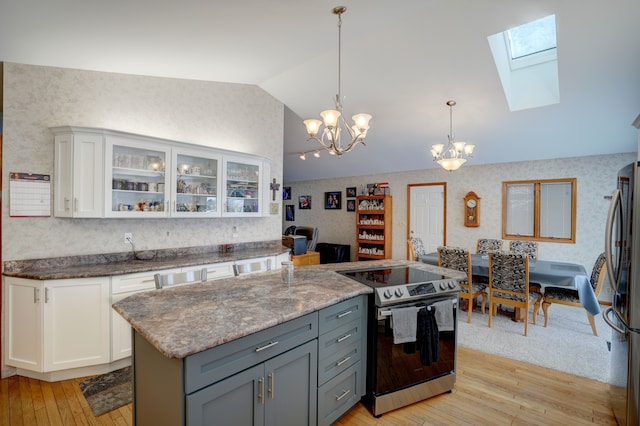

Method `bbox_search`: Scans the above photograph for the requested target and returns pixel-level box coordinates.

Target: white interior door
[408,184,445,256]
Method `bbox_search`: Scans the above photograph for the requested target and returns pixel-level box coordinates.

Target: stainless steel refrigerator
[604,162,640,425]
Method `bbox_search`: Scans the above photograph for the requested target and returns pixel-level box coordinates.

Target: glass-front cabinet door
[105,136,170,218]
[171,148,221,217]
[222,156,263,216]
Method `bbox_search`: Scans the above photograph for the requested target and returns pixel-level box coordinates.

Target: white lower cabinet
[5,276,111,372]
[110,269,179,361]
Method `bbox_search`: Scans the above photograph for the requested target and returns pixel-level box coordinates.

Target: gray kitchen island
[113,261,379,426]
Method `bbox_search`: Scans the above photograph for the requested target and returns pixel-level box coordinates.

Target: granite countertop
[112,259,465,359]
[2,242,289,280]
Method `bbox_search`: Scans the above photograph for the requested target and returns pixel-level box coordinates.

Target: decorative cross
[270,178,280,201]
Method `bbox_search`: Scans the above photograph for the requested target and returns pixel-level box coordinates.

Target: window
[502,178,576,243]
[487,14,559,111]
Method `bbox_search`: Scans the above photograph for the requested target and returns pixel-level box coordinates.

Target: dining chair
[541,252,607,336]
[508,240,539,261]
[438,246,486,323]
[233,258,272,276]
[487,251,542,336]
[407,240,416,261]
[154,268,207,289]
[293,226,319,252]
[476,238,503,255]
[408,235,426,260]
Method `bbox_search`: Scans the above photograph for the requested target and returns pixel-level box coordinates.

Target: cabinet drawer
[185,312,318,394]
[182,262,234,281]
[317,341,361,386]
[318,318,363,361]
[111,268,179,294]
[318,361,363,426]
[318,296,364,335]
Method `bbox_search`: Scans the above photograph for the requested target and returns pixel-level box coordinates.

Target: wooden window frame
[502,177,576,243]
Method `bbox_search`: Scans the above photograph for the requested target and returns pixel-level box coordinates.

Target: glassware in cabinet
[222,157,262,216]
[172,149,221,217]
[105,137,170,217]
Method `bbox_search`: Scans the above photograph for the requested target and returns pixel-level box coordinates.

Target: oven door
[372,296,457,396]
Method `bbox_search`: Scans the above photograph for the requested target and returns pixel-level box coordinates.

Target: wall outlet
[124,233,133,244]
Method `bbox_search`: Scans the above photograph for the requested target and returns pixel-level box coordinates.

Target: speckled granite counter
[2,241,288,280]
[112,259,465,359]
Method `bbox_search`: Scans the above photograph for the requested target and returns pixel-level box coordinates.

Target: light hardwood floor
[1,346,616,425]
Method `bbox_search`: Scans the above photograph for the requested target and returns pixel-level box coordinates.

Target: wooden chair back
[488,251,540,336]
[407,239,416,261]
[476,238,502,254]
[508,240,539,261]
[438,246,487,323]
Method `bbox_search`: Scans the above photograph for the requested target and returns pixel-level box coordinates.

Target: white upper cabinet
[171,147,222,217]
[105,135,171,218]
[52,127,271,219]
[222,156,264,217]
[53,127,104,218]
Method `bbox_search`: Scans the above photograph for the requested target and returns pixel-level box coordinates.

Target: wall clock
[464,191,480,227]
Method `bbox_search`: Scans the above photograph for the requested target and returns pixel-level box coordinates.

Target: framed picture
[283,186,291,200]
[347,199,356,212]
[346,187,357,198]
[299,195,312,209]
[325,191,342,209]
[285,204,295,221]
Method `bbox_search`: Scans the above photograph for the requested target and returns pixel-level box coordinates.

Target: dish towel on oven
[432,300,454,332]
[391,306,418,344]
[417,307,440,365]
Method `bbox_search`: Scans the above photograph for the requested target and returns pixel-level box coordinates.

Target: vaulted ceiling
[1,0,639,182]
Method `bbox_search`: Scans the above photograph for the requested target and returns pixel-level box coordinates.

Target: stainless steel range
[340,265,460,417]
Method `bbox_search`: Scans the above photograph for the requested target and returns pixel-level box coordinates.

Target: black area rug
[79,366,132,417]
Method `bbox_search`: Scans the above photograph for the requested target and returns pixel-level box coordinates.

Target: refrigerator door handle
[603,306,627,335]
[604,306,640,334]
[605,189,623,293]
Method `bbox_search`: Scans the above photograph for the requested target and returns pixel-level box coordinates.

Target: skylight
[507,15,556,60]
[488,14,560,111]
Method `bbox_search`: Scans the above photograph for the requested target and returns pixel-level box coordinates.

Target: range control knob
[439,282,447,290]
[383,289,393,299]
[448,281,456,289]
[395,288,404,297]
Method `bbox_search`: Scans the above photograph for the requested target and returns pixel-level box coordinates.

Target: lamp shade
[303,119,322,137]
[437,157,466,171]
[352,113,372,130]
[320,110,341,128]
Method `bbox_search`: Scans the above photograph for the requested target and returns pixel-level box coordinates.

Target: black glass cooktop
[339,266,447,289]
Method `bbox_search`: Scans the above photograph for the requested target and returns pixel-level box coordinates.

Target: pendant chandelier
[431,100,474,171]
[300,6,372,160]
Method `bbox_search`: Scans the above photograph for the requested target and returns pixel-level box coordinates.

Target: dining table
[419,252,601,317]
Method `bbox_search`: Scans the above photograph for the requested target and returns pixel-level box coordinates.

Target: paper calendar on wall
[9,172,51,217]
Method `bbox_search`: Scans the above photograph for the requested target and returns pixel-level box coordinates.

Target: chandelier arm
[306,135,333,151]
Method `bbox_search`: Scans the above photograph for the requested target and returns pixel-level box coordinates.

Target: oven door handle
[377,298,457,319]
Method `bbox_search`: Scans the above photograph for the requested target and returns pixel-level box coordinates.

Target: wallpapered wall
[284,152,636,274]
[2,63,285,261]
